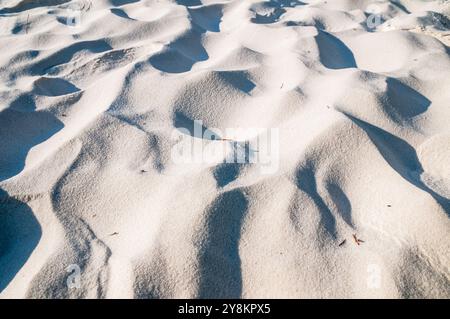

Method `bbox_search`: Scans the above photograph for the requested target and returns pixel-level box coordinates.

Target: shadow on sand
[197,190,248,298]
[0,189,42,292]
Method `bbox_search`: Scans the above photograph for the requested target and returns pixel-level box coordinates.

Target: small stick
[352,234,364,245]
[338,239,346,247]
[352,234,359,245]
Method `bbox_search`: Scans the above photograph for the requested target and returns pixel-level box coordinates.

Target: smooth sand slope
[0,0,449,298]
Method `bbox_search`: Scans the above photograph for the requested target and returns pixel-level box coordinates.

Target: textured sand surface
[0,0,449,298]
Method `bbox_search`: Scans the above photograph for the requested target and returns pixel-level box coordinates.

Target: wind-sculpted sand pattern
[0,0,449,298]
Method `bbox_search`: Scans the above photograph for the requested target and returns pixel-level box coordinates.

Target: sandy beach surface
[0,0,449,298]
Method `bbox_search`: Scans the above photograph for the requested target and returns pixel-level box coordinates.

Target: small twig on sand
[338,239,346,247]
[352,234,364,245]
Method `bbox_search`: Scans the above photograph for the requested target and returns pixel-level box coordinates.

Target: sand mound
[0,0,449,298]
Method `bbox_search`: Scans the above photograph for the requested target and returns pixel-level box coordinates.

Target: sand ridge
[0,0,449,298]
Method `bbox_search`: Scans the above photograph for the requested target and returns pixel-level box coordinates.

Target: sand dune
[0,0,449,298]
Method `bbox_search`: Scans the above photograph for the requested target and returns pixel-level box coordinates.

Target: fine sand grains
[0,0,449,298]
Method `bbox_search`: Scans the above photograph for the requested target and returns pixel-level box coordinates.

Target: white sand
[0,0,449,299]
